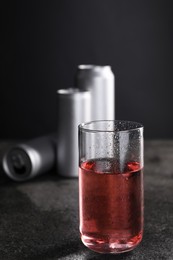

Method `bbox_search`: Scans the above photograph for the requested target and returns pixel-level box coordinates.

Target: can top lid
[57,88,90,95]
[78,64,111,71]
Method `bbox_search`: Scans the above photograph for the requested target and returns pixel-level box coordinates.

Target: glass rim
[78,120,144,133]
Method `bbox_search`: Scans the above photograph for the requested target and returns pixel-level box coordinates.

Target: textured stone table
[0,140,173,259]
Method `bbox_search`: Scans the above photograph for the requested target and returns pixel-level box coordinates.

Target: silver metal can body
[56,88,91,177]
[75,65,115,121]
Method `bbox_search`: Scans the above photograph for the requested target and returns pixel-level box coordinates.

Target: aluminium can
[2,135,56,181]
[56,88,91,177]
[75,65,115,121]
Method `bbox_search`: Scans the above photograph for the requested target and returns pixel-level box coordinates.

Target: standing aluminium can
[56,88,91,177]
[75,65,115,121]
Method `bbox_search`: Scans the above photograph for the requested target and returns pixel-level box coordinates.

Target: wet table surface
[0,140,173,260]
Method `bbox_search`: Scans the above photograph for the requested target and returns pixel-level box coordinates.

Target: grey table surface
[0,140,173,260]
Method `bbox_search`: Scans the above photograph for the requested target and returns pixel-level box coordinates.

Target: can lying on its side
[2,135,56,181]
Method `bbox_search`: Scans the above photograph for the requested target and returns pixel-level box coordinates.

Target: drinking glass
[78,120,144,254]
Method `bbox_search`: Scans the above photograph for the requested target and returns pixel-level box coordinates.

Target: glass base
[81,232,143,254]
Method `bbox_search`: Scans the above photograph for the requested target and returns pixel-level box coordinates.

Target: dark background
[1,0,173,139]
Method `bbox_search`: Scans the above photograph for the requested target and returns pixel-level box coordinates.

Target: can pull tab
[11,153,27,175]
